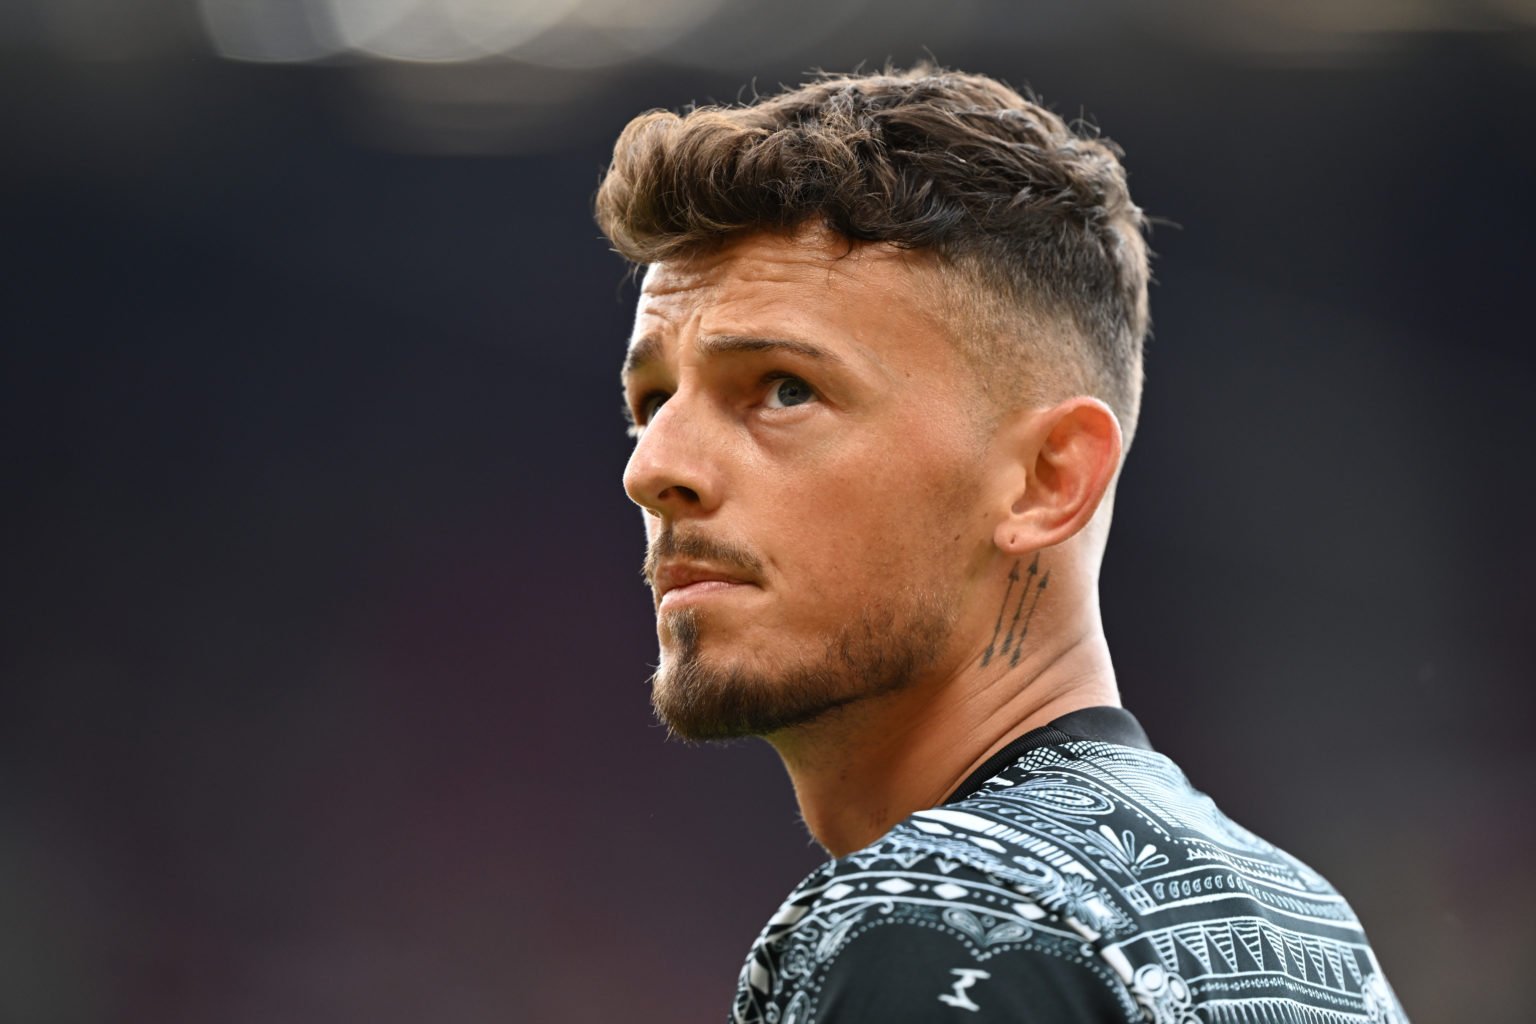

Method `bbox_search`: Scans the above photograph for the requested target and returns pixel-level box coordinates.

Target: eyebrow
[622,333,845,377]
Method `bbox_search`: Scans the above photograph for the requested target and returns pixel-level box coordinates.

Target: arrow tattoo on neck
[1001,554,1041,655]
[981,559,1022,666]
[1009,568,1050,667]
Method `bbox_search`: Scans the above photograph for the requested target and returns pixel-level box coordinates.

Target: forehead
[627,229,954,369]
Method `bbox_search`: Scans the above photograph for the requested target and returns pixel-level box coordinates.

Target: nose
[622,393,720,518]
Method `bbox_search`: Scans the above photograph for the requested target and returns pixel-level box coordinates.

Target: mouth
[653,562,758,610]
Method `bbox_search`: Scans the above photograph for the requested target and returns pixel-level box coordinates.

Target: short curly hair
[595,65,1151,441]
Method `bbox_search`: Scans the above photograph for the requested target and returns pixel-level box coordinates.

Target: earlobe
[992,397,1123,555]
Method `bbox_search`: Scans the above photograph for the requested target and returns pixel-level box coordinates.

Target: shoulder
[731,828,1138,1023]
[909,740,1409,1023]
[733,738,1407,1024]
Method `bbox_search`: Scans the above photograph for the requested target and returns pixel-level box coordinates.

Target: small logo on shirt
[938,968,991,1012]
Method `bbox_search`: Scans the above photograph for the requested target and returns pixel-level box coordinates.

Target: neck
[765,600,1119,858]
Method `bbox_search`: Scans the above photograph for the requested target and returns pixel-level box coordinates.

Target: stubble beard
[649,591,957,742]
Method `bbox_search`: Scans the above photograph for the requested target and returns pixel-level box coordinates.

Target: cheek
[749,422,987,609]
[777,465,960,595]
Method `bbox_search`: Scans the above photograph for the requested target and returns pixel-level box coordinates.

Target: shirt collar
[943,705,1154,805]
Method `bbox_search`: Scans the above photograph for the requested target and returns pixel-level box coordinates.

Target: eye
[640,392,670,421]
[624,391,670,437]
[764,375,816,410]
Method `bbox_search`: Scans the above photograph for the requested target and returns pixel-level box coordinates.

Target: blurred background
[3,0,1534,1020]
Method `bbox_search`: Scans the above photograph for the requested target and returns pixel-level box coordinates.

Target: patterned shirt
[730,708,1408,1023]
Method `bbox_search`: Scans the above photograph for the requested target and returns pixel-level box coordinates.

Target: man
[597,67,1407,1023]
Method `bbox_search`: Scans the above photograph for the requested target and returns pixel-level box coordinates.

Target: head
[598,66,1150,742]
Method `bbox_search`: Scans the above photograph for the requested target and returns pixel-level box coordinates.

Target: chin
[650,654,852,742]
[649,600,954,742]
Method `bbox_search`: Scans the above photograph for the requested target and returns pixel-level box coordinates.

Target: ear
[992,397,1124,555]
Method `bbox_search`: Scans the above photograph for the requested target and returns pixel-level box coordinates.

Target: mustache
[642,528,765,588]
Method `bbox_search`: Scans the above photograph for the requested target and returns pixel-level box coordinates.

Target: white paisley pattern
[731,740,1409,1024]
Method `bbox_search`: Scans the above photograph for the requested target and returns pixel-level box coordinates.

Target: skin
[621,225,1126,857]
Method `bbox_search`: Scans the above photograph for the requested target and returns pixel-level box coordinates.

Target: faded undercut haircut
[594,65,1151,442]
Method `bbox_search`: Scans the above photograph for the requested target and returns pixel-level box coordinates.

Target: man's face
[621,228,999,741]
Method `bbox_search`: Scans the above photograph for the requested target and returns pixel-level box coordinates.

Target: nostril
[662,484,702,505]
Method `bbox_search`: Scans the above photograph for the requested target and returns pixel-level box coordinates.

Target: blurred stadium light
[4,0,1532,69]
[181,0,1536,154]
[193,0,1536,68]
[197,0,349,63]
[5,0,1528,153]
[197,0,735,65]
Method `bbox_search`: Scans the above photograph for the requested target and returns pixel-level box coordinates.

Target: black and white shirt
[730,708,1408,1023]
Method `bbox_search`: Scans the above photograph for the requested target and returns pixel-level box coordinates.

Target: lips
[653,561,756,608]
